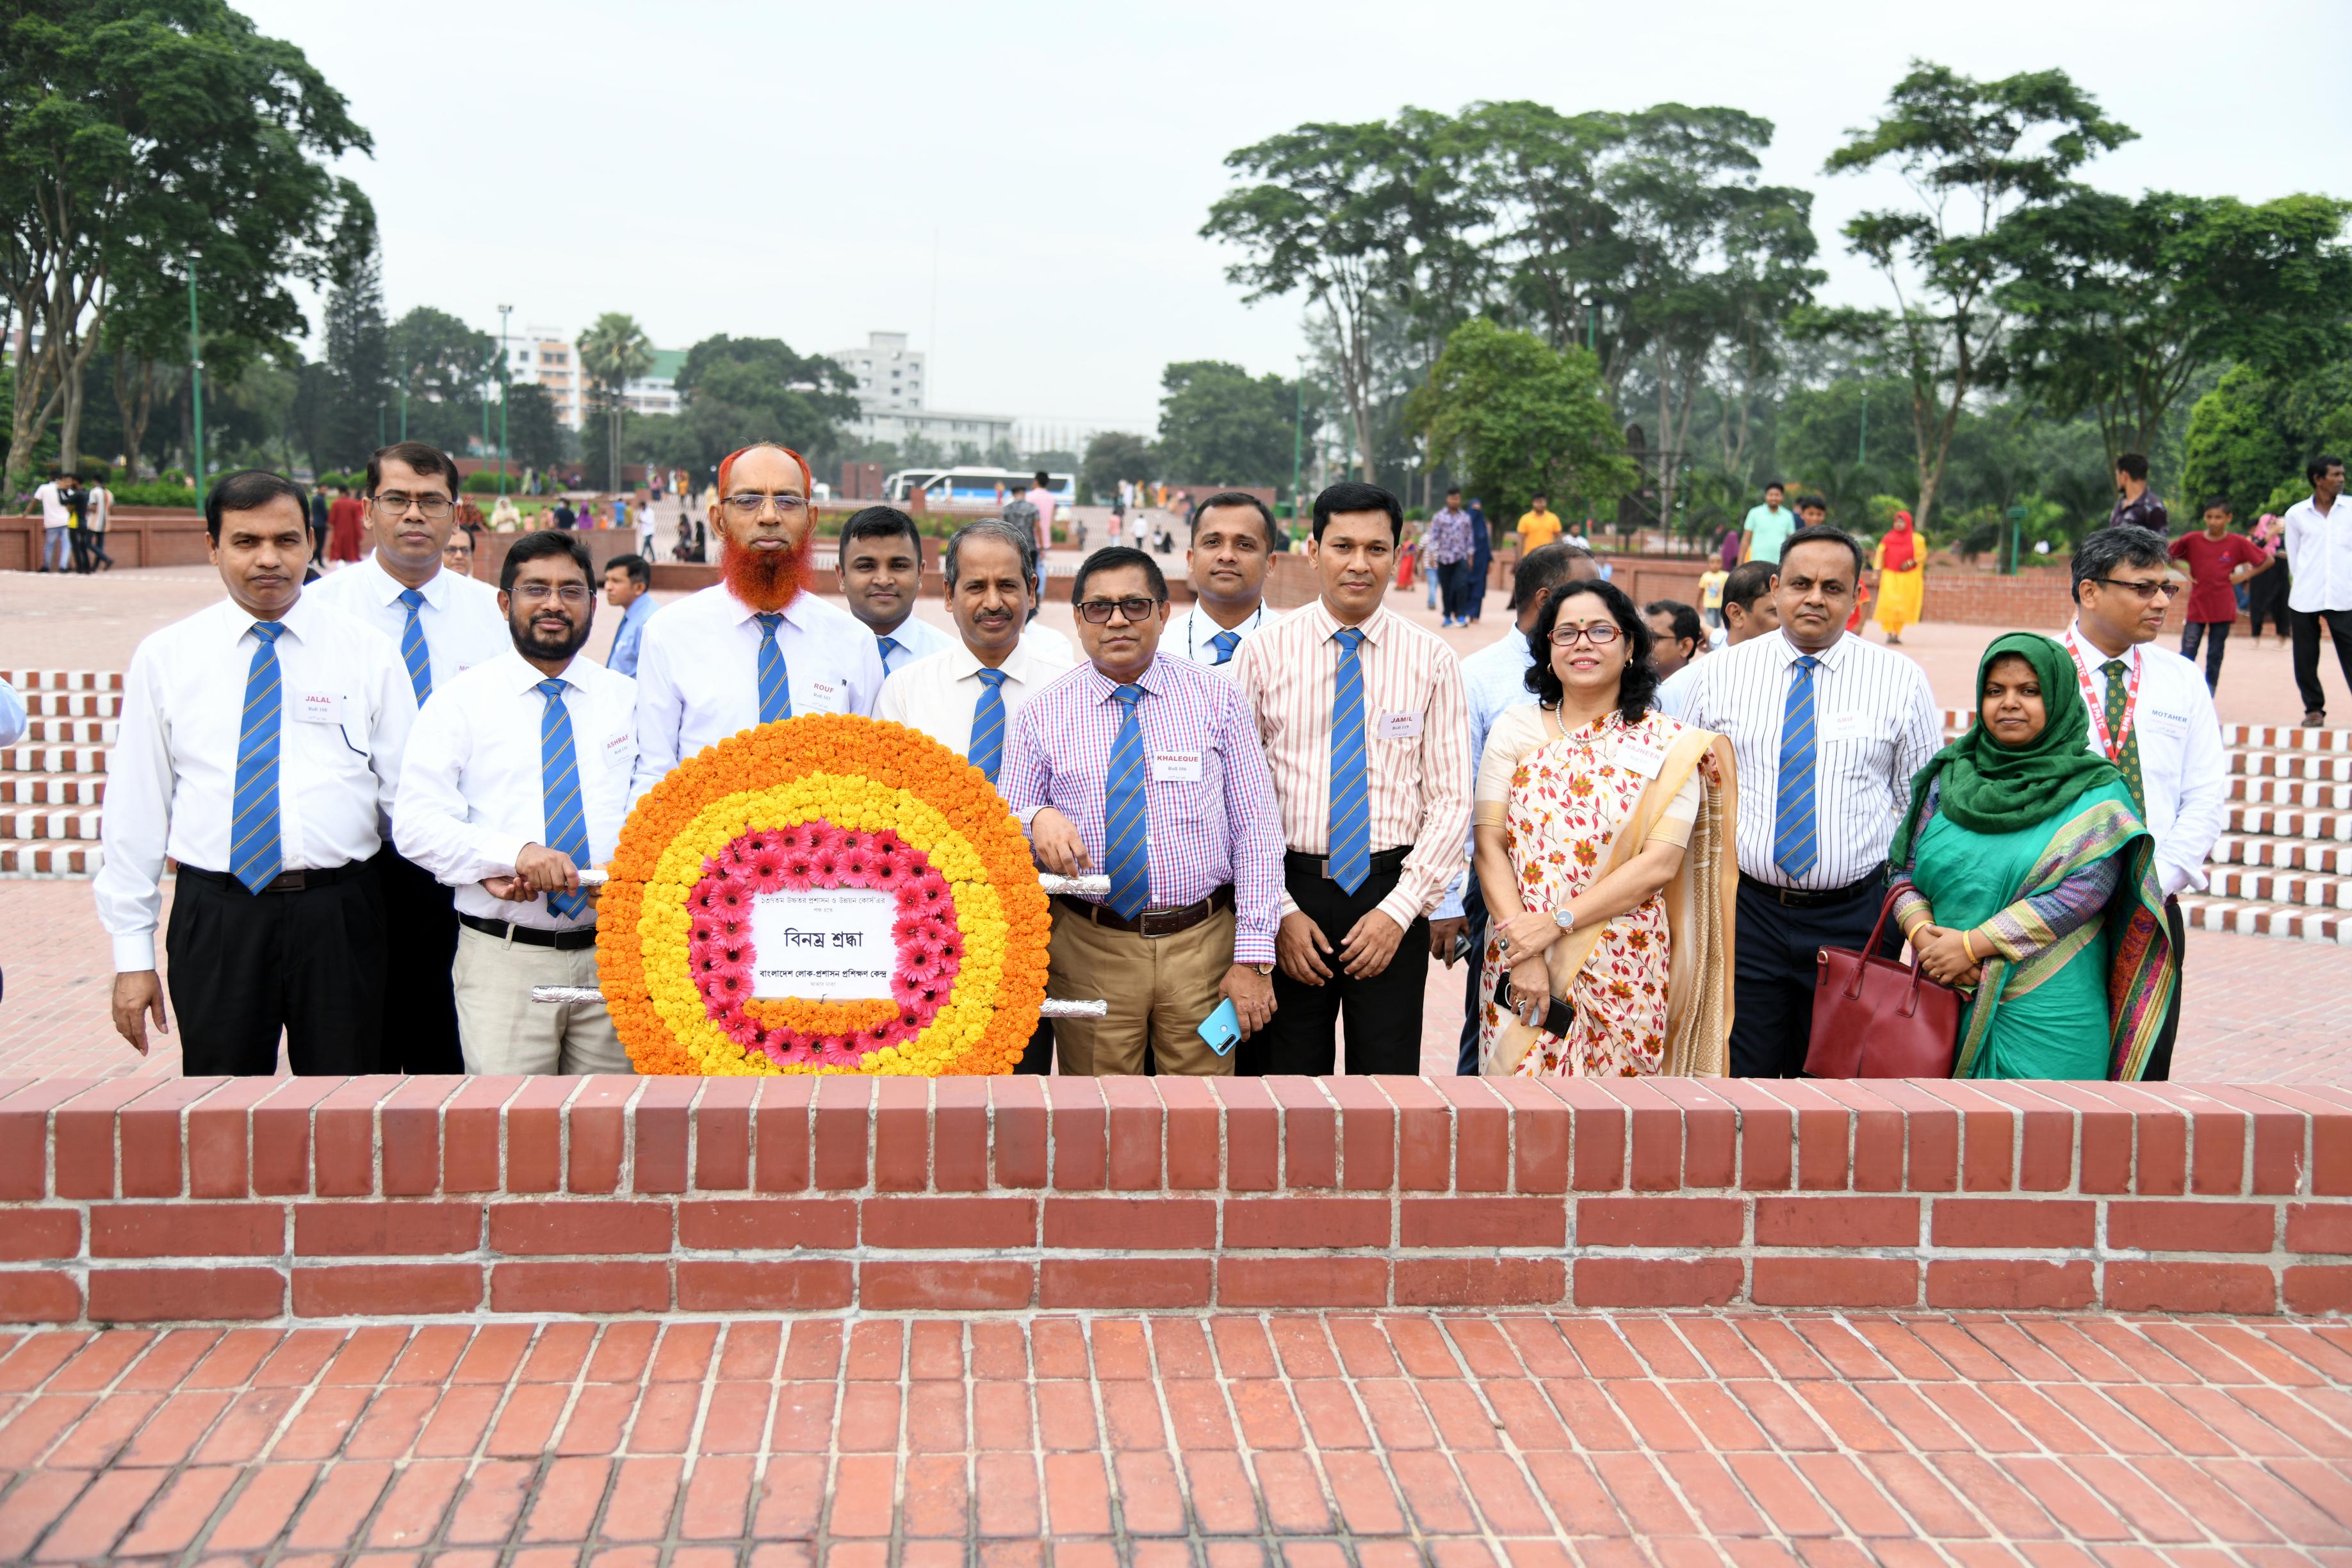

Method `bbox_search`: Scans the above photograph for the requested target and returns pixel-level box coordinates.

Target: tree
[671,334,858,471]
[1821,61,2135,532]
[1153,360,1320,493]
[576,312,651,491]
[315,250,388,471]
[1450,102,1632,370]
[502,382,562,473]
[1411,318,1637,523]
[1080,431,1154,505]
[1999,190,2352,463]
[2183,361,2352,520]
[1,0,371,480]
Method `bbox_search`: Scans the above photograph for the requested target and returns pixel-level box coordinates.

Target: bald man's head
[713,445,816,612]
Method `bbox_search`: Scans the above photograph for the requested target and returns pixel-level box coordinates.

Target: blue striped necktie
[1772,655,1821,881]
[230,621,286,894]
[968,667,1009,783]
[876,634,901,672]
[1209,630,1241,666]
[537,678,592,920]
[1102,683,1150,919]
[396,587,431,703]
[755,612,791,724]
[1327,626,1371,894]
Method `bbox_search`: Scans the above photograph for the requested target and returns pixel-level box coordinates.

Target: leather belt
[1055,885,1234,938]
[177,863,362,894]
[460,912,600,950]
[1738,870,1884,910]
[1285,845,1412,882]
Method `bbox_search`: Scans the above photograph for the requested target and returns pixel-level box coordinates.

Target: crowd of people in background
[22,470,115,573]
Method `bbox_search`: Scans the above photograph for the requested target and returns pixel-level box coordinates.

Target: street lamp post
[497,304,512,494]
[1290,358,1305,528]
[186,258,205,492]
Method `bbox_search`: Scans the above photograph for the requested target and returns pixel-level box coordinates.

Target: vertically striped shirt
[1676,628,1943,889]
[1232,600,1473,930]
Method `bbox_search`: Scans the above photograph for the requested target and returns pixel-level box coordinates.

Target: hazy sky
[243,0,2342,439]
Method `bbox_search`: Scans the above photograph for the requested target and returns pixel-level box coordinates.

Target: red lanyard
[2064,628,2139,762]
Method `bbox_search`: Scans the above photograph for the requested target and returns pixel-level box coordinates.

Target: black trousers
[67,528,94,573]
[1457,875,1487,1075]
[1730,874,1886,1078]
[2145,898,2184,1082]
[1015,1018,1054,1075]
[167,867,386,1075]
[1244,854,1429,1076]
[2291,608,2352,717]
[2247,565,2291,639]
[2180,620,2230,692]
[372,847,464,1075]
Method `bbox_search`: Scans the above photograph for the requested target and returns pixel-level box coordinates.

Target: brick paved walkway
[2,1313,2350,1562]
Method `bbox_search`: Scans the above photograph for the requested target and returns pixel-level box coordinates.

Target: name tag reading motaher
[750,888,898,999]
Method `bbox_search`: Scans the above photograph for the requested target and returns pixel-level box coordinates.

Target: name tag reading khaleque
[751,888,898,999]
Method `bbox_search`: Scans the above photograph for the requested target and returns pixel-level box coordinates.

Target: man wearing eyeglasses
[309,441,509,1074]
[628,443,885,805]
[999,546,1284,1077]
[395,530,636,1075]
[2061,526,2225,1081]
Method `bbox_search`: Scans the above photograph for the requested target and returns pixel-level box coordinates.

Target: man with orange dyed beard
[628,443,886,803]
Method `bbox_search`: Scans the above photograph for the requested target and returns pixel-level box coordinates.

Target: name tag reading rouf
[1152,750,1203,783]
[803,678,850,714]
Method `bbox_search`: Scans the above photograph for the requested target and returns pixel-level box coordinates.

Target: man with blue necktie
[1000,546,1283,1076]
[97,471,416,1074]
[601,553,655,678]
[840,505,955,676]
[1677,526,1943,1076]
[1164,491,1282,675]
[396,531,637,1074]
[304,442,507,1074]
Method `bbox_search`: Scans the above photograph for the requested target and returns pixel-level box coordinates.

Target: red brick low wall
[1,1074,2344,1327]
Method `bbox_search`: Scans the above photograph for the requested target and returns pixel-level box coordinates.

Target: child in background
[2168,496,2272,692]
[1697,566,1729,637]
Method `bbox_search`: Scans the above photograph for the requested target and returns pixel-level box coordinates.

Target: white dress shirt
[306,553,509,697]
[875,637,1072,762]
[2060,623,2226,899]
[1164,600,1281,676]
[1433,623,1539,920]
[629,584,886,802]
[395,649,639,931]
[872,611,958,676]
[95,595,417,971]
[1654,658,1701,720]
[1022,621,1079,664]
[2283,495,2352,614]
[1678,628,1943,890]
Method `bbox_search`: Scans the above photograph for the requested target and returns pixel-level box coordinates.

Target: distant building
[828,330,1016,453]
[623,348,685,418]
[510,329,584,429]
[831,331,926,411]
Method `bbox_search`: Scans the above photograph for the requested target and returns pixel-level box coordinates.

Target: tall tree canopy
[1153,360,1321,493]
[1412,318,1635,523]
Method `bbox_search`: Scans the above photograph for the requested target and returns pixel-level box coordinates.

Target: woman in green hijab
[1888,632,2177,1079]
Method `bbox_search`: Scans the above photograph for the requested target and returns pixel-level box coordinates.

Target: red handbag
[1804,890,1961,1078]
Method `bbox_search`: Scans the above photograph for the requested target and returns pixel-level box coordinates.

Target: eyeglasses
[1075,596,1161,625]
[372,492,454,519]
[511,582,591,605]
[2089,577,2182,601]
[724,492,808,516]
[1549,622,1622,646]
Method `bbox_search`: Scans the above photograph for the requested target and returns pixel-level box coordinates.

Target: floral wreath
[600,714,1049,1074]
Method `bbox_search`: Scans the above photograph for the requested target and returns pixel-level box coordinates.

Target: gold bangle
[1960,931,1979,962]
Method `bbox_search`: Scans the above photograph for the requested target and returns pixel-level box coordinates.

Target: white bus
[883,467,1075,519]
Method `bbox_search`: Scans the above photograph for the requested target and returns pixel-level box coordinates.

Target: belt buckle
[1138,909,1178,938]
[268,870,307,894]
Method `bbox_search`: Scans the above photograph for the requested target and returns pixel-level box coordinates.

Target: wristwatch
[1252,963,1273,976]
[1553,908,1576,933]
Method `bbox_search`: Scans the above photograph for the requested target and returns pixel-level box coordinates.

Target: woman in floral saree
[1888,632,2176,1079]
[1472,579,1737,1077]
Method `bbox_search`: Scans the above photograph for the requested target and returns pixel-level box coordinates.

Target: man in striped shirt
[999,546,1284,1076]
[1676,525,1943,1077]
[1232,482,1472,1075]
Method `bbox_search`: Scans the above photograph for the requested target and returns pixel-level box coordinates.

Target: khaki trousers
[451,924,632,1075]
[1047,902,1236,1077]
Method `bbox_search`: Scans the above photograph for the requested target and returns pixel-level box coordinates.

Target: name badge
[297,691,344,725]
[804,678,850,714]
[1822,710,1872,743]
[603,731,633,763]
[1376,711,1423,740]
[1152,749,1204,783]
[2144,708,2189,732]
[1615,737,1669,778]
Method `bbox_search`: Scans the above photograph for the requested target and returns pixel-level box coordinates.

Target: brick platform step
[0,668,122,691]
[2202,865,2352,908]
[2227,804,2352,840]
[14,716,116,744]
[2225,721,2352,751]
[2214,834,2352,872]
[17,690,120,717]
[0,839,101,876]
[2227,776,2352,808]
[0,744,106,774]
[3,1312,2350,1562]
[2176,895,2352,943]
[2231,750,2352,780]
[0,773,104,806]
[0,807,100,842]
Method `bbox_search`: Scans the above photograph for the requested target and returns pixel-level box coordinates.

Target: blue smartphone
[1197,998,1241,1056]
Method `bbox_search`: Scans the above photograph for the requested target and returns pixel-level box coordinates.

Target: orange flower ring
[599,714,1049,1074]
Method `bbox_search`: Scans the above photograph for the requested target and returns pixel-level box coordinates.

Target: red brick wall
[1,1075,2343,1326]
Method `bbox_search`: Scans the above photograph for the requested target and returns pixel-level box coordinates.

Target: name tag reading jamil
[1376,712,1423,740]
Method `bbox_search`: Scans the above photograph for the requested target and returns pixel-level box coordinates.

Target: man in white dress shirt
[396,530,637,1075]
[1164,491,1283,674]
[630,443,886,803]
[1430,542,1596,1071]
[839,504,955,676]
[1678,526,1943,1077]
[97,471,416,1074]
[2062,526,2226,1080]
[2283,454,2352,726]
[308,441,507,1074]
[1657,560,1779,720]
[878,518,1072,1074]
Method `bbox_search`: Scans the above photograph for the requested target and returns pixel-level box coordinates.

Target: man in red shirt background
[2168,495,2273,692]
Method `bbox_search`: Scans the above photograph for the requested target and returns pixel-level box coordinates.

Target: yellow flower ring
[600,715,1049,1074]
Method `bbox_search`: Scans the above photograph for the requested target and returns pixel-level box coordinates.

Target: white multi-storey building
[828,330,1017,453]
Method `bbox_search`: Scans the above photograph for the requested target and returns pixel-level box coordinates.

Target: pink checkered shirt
[999,654,1282,964]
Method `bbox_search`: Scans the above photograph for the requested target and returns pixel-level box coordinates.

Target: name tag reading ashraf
[750,888,897,999]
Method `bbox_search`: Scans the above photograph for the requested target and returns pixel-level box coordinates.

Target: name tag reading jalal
[297,691,345,725]
[749,888,897,999]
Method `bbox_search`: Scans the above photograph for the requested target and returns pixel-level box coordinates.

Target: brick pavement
[3,1312,2351,1562]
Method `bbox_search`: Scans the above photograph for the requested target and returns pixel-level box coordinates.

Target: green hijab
[1891,632,2124,864]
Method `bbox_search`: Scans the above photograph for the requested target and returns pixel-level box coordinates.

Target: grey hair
[944,518,1041,596]
[2071,525,2171,600]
